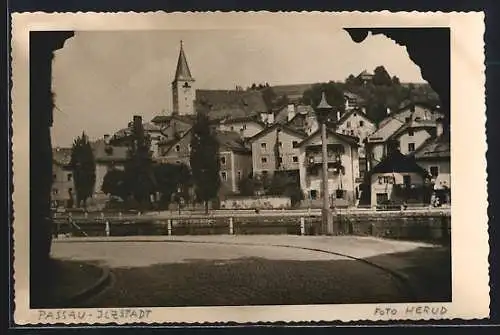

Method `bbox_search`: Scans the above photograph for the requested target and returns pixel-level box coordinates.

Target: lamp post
[315,92,335,235]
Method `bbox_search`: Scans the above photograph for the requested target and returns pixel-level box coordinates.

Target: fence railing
[53,210,451,244]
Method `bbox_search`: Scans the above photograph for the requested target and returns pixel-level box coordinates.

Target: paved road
[51,236,450,307]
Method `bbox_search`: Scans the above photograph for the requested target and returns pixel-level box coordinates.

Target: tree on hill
[70,131,96,209]
[372,66,393,86]
[123,116,157,209]
[190,111,221,214]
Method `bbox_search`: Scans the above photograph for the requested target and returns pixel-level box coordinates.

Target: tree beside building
[70,132,96,209]
[190,111,221,213]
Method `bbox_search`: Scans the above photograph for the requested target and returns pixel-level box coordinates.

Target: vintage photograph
[11,12,488,324]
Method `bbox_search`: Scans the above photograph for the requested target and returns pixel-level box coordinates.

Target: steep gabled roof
[414,133,450,160]
[388,122,435,141]
[336,107,375,126]
[195,89,268,120]
[247,123,307,143]
[173,41,194,82]
[297,128,360,148]
[370,151,429,176]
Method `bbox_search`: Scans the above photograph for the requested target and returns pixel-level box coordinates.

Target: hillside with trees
[300,66,441,124]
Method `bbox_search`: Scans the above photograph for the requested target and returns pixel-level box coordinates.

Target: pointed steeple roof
[316,92,332,110]
[173,40,194,82]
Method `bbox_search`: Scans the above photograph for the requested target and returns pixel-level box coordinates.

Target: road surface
[50,236,451,307]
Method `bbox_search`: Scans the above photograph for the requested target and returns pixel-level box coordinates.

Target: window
[242,124,247,130]
[261,143,267,150]
[278,157,283,164]
[52,174,57,180]
[403,175,412,186]
[279,141,283,148]
[405,117,411,123]
[237,171,242,180]
[359,120,364,127]
[188,144,192,152]
[292,140,298,148]
[52,188,58,195]
[346,121,351,128]
[430,166,439,177]
[220,156,226,165]
[408,128,414,136]
[261,157,268,164]
[230,126,234,131]
[221,171,227,181]
[408,143,415,152]
[67,173,72,182]
[175,145,180,152]
[310,190,318,200]
[350,130,354,136]
[262,170,269,178]
[175,160,181,164]
[292,156,299,163]
[336,189,345,199]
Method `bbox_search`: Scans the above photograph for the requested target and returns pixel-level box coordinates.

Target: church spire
[173,40,194,82]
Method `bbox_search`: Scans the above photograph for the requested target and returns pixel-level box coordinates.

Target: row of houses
[52,99,449,209]
[51,42,450,209]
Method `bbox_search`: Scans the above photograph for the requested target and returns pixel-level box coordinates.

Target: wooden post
[229,217,234,235]
[167,219,172,236]
[300,217,305,236]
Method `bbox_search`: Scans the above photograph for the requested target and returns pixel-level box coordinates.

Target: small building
[216,115,266,140]
[297,129,360,207]
[51,147,74,208]
[157,128,252,196]
[92,137,129,203]
[414,130,450,204]
[366,102,444,169]
[369,151,431,208]
[247,123,307,179]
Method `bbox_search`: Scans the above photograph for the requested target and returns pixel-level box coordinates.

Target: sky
[51,29,425,147]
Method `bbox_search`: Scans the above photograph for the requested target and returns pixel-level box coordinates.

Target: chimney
[436,117,444,137]
[103,134,110,144]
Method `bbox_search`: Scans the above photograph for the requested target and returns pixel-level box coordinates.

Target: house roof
[219,114,266,127]
[151,114,195,125]
[173,41,194,82]
[414,133,450,160]
[336,107,375,126]
[247,123,307,143]
[370,151,429,176]
[53,147,72,166]
[195,90,268,121]
[91,139,129,163]
[216,130,251,154]
[388,122,435,141]
[297,129,360,148]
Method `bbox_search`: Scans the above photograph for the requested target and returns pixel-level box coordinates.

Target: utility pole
[315,92,334,235]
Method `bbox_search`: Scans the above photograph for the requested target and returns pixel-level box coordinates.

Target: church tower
[172,41,195,115]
